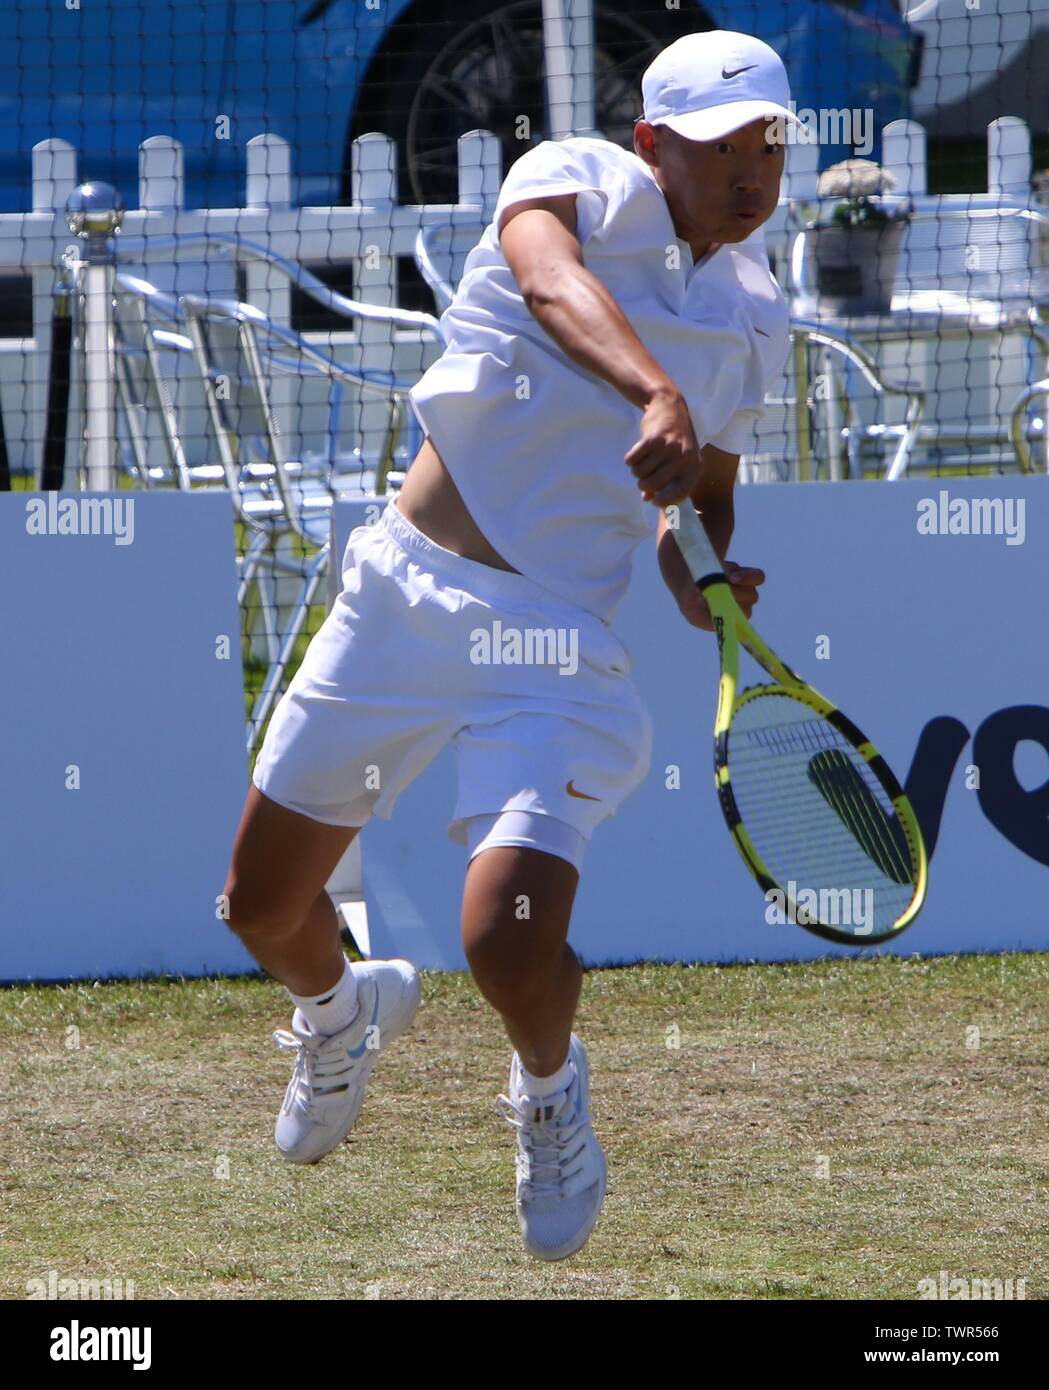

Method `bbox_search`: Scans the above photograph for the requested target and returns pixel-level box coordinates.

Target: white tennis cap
[641,31,802,143]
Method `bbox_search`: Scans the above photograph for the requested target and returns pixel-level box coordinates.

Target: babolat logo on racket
[806,749,912,885]
[712,614,725,654]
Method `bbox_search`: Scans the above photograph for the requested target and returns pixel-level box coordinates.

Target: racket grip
[665,502,725,584]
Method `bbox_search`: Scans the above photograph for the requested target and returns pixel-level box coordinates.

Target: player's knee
[220,874,300,944]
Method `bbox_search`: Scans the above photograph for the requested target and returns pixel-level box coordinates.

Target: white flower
[816,159,897,198]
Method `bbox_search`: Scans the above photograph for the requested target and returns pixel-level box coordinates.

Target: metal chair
[110,268,444,749]
[743,319,927,483]
[1010,376,1049,472]
[787,202,1049,476]
[413,221,487,313]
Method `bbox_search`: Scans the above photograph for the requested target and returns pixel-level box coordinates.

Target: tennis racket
[669,502,927,945]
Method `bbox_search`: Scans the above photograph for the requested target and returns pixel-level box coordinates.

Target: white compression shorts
[463,809,587,873]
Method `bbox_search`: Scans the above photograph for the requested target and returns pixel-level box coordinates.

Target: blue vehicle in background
[0,1,920,335]
[1,0,921,213]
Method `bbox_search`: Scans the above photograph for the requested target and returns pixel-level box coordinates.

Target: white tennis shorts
[252,499,653,867]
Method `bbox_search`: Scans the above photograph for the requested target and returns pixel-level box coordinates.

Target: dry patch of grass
[1,955,1045,1300]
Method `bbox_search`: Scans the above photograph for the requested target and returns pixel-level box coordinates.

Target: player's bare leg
[462,844,606,1260]
[461,844,582,1077]
[222,785,421,1163]
[223,786,358,994]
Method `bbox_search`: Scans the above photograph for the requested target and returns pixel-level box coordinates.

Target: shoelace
[496,1085,589,1200]
[272,1024,365,1117]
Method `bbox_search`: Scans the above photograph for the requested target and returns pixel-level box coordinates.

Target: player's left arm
[657,442,765,631]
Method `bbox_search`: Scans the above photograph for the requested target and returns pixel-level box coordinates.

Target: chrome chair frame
[110,266,444,749]
[788,204,1049,476]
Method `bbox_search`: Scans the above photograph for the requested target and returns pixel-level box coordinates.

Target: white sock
[289,958,359,1036]
[517,1051,573,1100]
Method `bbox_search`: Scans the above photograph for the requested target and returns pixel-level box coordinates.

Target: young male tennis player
[223,31,799,1261]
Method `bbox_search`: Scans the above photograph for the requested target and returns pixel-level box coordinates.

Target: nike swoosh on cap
[755,327,771,337]
[566,780,600,801]
[722,64,757,79]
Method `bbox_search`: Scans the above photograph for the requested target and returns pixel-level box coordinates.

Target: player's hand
[625,389,703,505]
[675,561,766,631]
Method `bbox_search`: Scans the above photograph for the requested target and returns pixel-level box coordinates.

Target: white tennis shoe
[496,1033,607,1261]
[272,958,421,1165]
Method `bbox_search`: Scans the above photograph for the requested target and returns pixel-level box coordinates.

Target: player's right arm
[499,195,702,508]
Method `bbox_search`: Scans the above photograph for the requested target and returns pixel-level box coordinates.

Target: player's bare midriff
[393,436,522,574]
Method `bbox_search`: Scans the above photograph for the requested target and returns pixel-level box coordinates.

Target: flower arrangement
[798,159,912,230]
[792,160,912,313]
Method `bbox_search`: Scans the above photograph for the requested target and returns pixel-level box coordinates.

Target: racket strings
[734,757,910,879]
[727,691,918,937]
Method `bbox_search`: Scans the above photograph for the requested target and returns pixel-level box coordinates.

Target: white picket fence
[0,116,1045,479]
[0,129,504,479]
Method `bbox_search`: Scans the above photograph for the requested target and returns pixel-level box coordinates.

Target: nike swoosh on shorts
[566,780,600,801]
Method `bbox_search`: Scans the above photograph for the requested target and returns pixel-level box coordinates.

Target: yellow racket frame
[670,503,928,946]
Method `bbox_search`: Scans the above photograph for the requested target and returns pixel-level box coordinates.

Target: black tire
[345,0,713,206]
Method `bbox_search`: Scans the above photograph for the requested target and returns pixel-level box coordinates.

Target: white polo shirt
[408,136,790,624]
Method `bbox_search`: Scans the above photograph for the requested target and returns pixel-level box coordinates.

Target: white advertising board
[0,493,257,981]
